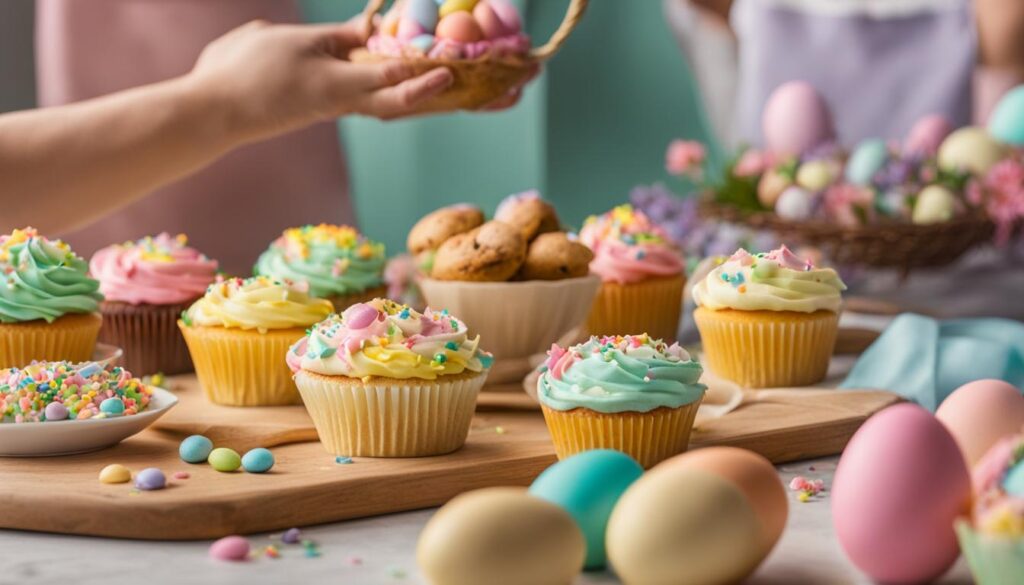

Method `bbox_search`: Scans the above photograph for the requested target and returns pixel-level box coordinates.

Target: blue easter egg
[845,139,888,186]
[529,450,644,570]
[409,34,436,53]
[179,434,214,464]
[406,0,439,31]
[242,448,275,473]
[99,397,125,416]
[989,85,1024,146]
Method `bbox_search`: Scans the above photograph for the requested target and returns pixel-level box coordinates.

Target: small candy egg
[135,467,166,491]
[282,527,302,544]
[439,0,479,19]
[179,435,214,464]
[99,463,131,484]
[904,114,953,156]
[435,11,483,43]
[345,303,380,330]
[775,186,815,221]
[529,450,644,570]
[405,0,440,31]
[488,0,522,33]
[417,487,585,585]
[208,447,242,472]
[473,1,509,39]
[397,17,426,42]
[209,535,251,562]
[242,448,275,473]
[845,139,888,186]
[987,85,1024,146]
[100,397,125,416]
[409,34,436,53]
[936,379,1024,466]
[911,185,956,225]
[44,402,68,421]
[795,159,835,192]
[937,127,1005,175]
[762,81,835,157]
[757,168,792,208]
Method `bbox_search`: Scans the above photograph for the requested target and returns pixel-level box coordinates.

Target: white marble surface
[0,456,974,585]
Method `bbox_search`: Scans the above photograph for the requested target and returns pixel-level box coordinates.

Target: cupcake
[537,334,706,468]
[90,233,217,376]
[288,298,492,457]
[255,224,387,312]
[179,276,333,406]
[580,205,687,342]
[692,246,846,388]
[0,227,103,367]
[1,361,154,422]
[956,433,1024,585]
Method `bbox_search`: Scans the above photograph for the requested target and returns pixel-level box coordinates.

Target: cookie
[517,232,594,280]
[494,193,560,242]
[407,205,486,254]
[431,221,527,282]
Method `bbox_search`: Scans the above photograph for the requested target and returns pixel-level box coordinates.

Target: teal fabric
[841,313,1024,411]
[302,0,712,252]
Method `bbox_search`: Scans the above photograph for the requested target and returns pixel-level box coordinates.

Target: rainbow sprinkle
[0,361,154,423]
[278,224,384,261]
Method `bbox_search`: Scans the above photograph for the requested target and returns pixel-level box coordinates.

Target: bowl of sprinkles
[0,361,178,456]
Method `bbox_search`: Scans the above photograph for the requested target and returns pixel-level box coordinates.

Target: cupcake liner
[294,369,488,457]
[541,401,702,469]
[0,313,102,368]
[586,274,685,342]
[693,307,839,388]
[956,520,1024,585]
[98,300,195,376]
[178,322,306,406]
[327,285,389,313]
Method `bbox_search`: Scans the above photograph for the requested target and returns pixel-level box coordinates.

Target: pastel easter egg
[208,447,242,472]
[405,0,440,31]
[473,1,509,38]
[439,0,479,19]
[44,402,68,421]
[905,114,953,156]
[937,127,1005,175]
[911,185,956,225]
[529,450,644,570]
[832,404,970,584]
[936,379,1024,467]
[762,81,835,157]
[242,448,275,473]
[397,18,426,42]
[179,434,214,464]
[345,303,380,329]
[381,9,402,37]
[409,34,436,53]
[209,536,251,562]
[775,186,815,221]
[488,0,522,33]
[436,11,483,43]
[100,397,125,416]
[99,463,131,484]
[795,159,835,192]
[417,487,585,585]
[135,467,166,491]
[845,139,889,186]
[988,85,1024,146]
[757,168,792,208]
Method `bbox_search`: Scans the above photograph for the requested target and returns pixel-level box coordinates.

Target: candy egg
[405,0,440,31]
[832,404,970,584]
[44,401,68,421]
[436,11,483,43]
[795,159,835,192]
[397,17,426,42]
[99,463,131,484]
[209,535,250,562]
[208,447,242,472]
[607,467,764,585]
[179,434,214,464]
[757,168,792,208]
[135,467,167,491]
[905,114,953,156]
[439,0,479,19]
[488,0,522,33]
[345,303,380,330]
[409,34,436,53]
[987,85,1024,146]
[242,448,275,473]
[845,139,889,186]
[775,186,815,220]
[911,185,956,225]
[529,450,644,570]
[417,487,585,585]
[936,379,1024,466]
[473,1,509,38]
[100,397,125,416]
[762,81,835,157]
[937,127,1005,175]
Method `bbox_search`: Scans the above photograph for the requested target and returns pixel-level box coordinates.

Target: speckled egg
[936,379,1024,466]
[832,404,970,584]
[775,186,815,220]
[845,139,889,186]
[988,85,1024,146]
[795,159,835,192]
[405,0,440,31]
[937,127,1005,175]
[474,1,509,38]
[757,168,792,208]
[529,450,644,570]
[912,185,956,225]
[241,448,275,474]
[417,487,584,585]
[435,11,483,43]
[762,81,835,157]
[179,435,214,464]
[905,114,953,156]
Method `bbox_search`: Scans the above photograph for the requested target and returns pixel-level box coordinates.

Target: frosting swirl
[182,276,333,333]
[579,205,686,284]
[538,335,706,414]
[287,298,493,381]
[89,233,218,306]
[0,227,103,323]
[255,224,385,298]
[693,246,847,313]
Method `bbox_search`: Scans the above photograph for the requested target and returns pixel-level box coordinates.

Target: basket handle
[360,0,589,61]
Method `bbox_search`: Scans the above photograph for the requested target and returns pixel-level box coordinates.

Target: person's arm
[975,0,1024,123]
[0,20,454,234]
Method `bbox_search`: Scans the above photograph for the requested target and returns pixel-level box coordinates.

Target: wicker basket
[351,0,588,113]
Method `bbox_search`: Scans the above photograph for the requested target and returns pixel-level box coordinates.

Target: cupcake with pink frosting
[579,204,687,341]
[90,233,217,375]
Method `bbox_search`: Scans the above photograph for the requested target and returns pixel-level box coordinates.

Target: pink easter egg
[436,12,483,43]
[209,536,251,562]
[473,1,509,39]
[904,114,953,157]
[936,379,1024,467]
[762,81,835,157]
[488,0,522,33]
[397,17,426,42]
[345,303,381,330]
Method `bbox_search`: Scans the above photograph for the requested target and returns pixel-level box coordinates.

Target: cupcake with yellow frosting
[692,245,846,388]
[288,298,492,457]
[179,276,333,406]
[255,224,387,312]
[1,228,103,367]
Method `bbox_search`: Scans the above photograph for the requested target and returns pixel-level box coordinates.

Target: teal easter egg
[241,448,275,473]
[99,397,125,416]
[179,434,214,464]
[405,0,439,31]
[988,85,1024,146]
[529,450,644,570]
[1004,460,1024,496]
[845,139,888,186]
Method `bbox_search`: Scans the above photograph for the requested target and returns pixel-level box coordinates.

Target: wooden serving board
[0,376,900,540]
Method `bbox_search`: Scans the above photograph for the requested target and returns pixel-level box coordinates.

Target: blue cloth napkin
[840,313,1024,411]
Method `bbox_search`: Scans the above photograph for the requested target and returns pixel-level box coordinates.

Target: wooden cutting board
[0,375,900,540]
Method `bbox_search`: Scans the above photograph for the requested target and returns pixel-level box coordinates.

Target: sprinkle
[798,491,811,503]
[264,545,280,559]
[349,557,363,566]
[495,426,506,435]
[335,456,354,465]
[172,471,190,480]
[445,341,458,351]
[434,353,447,364]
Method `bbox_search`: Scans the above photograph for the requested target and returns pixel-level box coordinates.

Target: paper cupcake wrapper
[541,401,702,469]
[98,300,195,376]
[956,520,1024,585]
[326,285,389,313]
[586,274,685,342]
[693,307,839,388]
[178,322,305,406]
[294,370,488,457]
[0,313,101,368]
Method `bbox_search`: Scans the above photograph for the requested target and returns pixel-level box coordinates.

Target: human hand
[479,63,542,111]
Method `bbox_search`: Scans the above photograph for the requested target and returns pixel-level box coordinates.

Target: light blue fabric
[841,313,1024,411]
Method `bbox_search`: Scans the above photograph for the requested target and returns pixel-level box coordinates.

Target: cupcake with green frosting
[254,224,387,311]
[538,334,706,468]
[0,227,103,367]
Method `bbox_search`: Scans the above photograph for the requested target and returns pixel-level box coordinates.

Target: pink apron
[37,0,353,275]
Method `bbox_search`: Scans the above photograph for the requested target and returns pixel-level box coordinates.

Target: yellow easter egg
[439,0,479,19]
[796,159,836,192]
[937,127,1005,176]
[99,464,131,484]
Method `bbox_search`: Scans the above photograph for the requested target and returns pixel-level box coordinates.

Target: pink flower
[824,183,876,227]
[733,149,776,178]
[972,159,1024,245]
[665,140,706,177]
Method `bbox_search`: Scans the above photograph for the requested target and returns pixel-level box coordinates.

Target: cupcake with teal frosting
[255,224,387,311]
[538,334,706,468]
[0,227,103,367]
